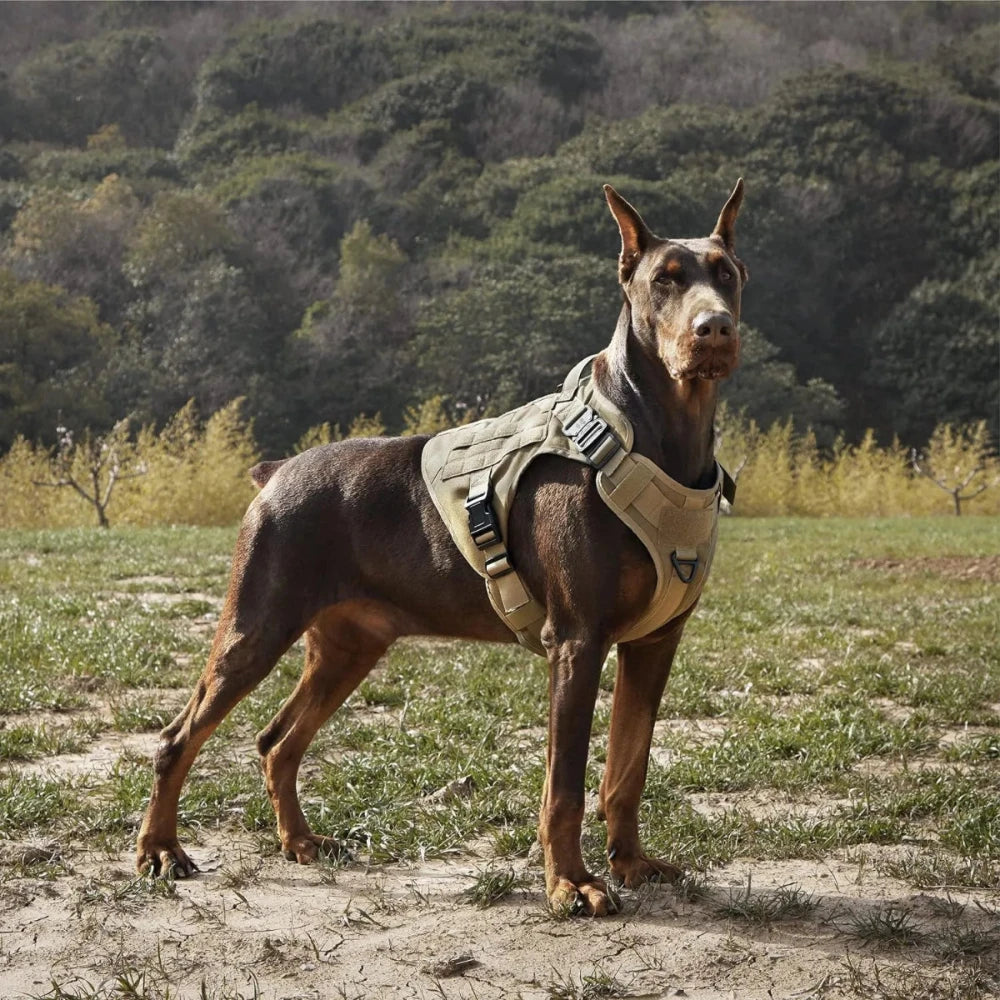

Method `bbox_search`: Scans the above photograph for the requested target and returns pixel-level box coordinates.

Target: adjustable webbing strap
[465,472,546,652]
[722,466,737,506]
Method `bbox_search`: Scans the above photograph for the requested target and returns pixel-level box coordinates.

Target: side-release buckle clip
[564,406,622,469]
[465,477,501,550]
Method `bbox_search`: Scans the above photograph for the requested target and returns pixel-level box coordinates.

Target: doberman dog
[136,180,747,917]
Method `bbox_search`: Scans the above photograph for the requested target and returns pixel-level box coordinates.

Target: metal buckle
[465,479,501,549]
[670,550,699,584]
[485,552,514,578]
[564,406,621,469]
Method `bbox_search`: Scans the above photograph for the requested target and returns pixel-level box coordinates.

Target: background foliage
[0,1,996,508]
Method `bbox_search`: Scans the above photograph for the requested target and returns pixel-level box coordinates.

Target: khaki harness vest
[420,356,734,656]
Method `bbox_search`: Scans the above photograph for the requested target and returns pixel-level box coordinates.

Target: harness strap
[558,407,729,643]
[484,538,546,648]
[466,472,547,650]
[722,466,737,505]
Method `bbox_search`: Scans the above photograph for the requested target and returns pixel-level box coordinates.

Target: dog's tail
[249,459,288,489]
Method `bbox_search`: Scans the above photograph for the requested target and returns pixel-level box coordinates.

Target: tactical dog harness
[421,356,735,655]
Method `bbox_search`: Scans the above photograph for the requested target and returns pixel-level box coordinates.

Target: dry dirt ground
[1,731,996,1000]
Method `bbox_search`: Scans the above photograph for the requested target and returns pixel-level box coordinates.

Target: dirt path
[2,817,995,999]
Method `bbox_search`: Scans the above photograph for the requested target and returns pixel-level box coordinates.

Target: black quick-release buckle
[563,406,622,468]
[670,550,699,584]
[465,478,501,550]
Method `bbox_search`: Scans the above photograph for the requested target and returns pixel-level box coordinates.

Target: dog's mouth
[693,361,733,380]
[670,345,740,381]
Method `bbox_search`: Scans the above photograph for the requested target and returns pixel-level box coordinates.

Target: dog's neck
[594,303,719,490]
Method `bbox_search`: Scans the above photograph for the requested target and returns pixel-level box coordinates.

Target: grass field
[0,518,998,999]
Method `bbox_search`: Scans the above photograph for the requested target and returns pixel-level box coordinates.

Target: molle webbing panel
[420,356,723,655]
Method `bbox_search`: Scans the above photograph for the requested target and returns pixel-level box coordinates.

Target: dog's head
[604,181,747,382]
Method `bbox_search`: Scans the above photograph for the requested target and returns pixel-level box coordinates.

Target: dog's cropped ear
[712,178,744,252]
[604,184,653,283]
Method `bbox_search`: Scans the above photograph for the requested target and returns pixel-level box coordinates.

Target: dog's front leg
[538,634,615,916]
[598,621,688,888]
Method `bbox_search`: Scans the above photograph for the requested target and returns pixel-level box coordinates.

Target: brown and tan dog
[136,181,747,916]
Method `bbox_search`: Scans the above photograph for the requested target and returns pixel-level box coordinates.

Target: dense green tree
[559,104,744,182]
[6,174,141,327]
[13,29,191,147]
[0,71,23,141]
[0,271,112,449]
[867,251,1000,445]
[213,154,372,298]
[116,192,295,431]
[352,67,496,153]
[194,18,393,116]
[380,9,604,103]
[733,68,996,437]
[413,255,615,416]
[934,22,1000,102]
[285,221,413,437]
[18,144,181,188]
[721,327,844,446]
[175,105,320,174]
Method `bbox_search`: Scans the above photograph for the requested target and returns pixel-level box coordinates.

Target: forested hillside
[1,1,996,457]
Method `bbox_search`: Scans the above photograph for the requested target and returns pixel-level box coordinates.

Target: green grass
[0,517,997,887]
[461,863,524,908]
[717,876,818,925]
[848,905,923,947]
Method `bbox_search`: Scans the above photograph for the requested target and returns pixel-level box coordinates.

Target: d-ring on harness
[421,356,735,656]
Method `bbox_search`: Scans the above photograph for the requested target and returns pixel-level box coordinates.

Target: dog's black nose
[693,311,734,339]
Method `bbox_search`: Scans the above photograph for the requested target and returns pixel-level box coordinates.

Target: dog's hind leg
[136,623,303,877]
[136,514,314,877]
[256,603,394,864]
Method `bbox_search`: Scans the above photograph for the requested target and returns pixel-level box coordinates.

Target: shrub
[114,399,258,526]
[294,413,386,453]
[401,396,454,436]
[912,420,1000,516]
[0,437,80,529]
[716,410,1000,517]
[0,399,259,529]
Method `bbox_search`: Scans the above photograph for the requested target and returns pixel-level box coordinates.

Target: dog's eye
[719,267,733,283]
[655,270,683,287]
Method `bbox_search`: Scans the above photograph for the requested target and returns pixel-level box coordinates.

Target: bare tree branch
[911,445,997,516]
[31,420,145,528]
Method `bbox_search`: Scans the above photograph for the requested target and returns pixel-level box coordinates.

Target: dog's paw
[610,853,682,889]
[136,838,198,879]
[548,876,620,917]
[280,833,343,865]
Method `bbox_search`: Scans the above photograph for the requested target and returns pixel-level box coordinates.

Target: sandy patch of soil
[14,731,158,779]
[1,837,996,1000]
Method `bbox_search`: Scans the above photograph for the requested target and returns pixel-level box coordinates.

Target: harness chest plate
[420,356,728,655]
